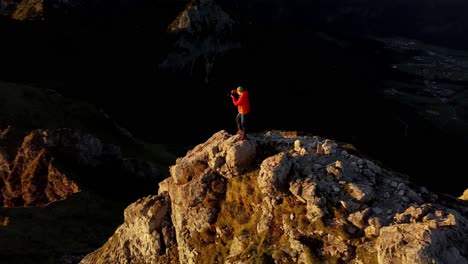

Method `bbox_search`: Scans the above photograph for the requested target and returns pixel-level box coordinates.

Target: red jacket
[232,90,250,114]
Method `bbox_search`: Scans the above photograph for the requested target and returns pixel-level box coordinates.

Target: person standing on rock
[230,86,250,140]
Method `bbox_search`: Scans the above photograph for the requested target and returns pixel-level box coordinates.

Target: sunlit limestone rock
[81,129,468,264]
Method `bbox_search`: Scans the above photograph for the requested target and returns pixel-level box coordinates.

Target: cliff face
[81,130,468,264]
[0,126,165,207]
[0,84,185,263]
[0,126,83,207]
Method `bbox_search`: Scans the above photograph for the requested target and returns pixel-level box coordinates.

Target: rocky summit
[80,130,468,264]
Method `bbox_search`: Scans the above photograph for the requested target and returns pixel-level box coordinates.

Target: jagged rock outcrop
[0,0,189,21]
[0,126,162,207]
[79,193,179,264]
[462,190,468,201]
[158,0,240,83]
[0,0,43,20]
[81,130,468,264]
[0,0,104,20]
[0,126,80,207]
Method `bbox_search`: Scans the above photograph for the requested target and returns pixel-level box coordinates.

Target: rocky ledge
[81,130,468,264]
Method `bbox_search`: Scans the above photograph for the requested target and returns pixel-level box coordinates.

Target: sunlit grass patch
[219,170,263,228]
[186,170,265,263]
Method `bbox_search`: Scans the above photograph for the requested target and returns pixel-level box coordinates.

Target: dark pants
[236,113,247,133]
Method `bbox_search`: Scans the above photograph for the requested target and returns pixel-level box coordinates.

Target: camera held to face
[229,89,237,97]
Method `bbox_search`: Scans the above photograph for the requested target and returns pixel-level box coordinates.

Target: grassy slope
[0,191,127,264]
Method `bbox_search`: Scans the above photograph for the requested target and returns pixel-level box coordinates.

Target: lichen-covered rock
[81,130,468,264]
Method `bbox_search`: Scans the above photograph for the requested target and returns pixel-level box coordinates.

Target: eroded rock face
[0,126,162,207]
[0,0,107,20]
[80,193,178,264]
[158,0,240,83]
[81,130,468,264]
[0,127,81,207]
[0,0,44,20]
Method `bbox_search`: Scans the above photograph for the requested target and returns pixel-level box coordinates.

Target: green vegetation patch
[0,190,127,264]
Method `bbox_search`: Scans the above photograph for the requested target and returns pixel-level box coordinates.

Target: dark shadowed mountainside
[0,0,467,198]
